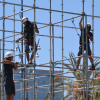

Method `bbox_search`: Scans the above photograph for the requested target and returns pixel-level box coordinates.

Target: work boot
[89,64,95,70]
[26,61,32,67]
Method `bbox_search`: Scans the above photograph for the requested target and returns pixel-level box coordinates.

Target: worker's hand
[13,66,18,70]
[33,25,37,29]
[16,62,19,65]
[16,39,20,42]
[11,62,15,66]
[86,33,89,37]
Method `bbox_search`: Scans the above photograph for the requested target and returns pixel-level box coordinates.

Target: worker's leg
[29,52,35,63]
[29,43,37,63]
[26,52,29,62]
[5,78,12,100]
[76,45,82,69]
[10,94,14,100]
[89,57,93,64]
[25,42,30,63]
[10,80,15,100]
[6,95,10,100]
[77,57,81,68]
[88,46,95,70]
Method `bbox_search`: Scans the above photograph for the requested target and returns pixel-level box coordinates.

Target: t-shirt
[3,63,15,78]
[79,29,93,45]
[24,22,37,42]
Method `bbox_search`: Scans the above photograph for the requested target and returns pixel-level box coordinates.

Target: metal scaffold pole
[61,0,64,99]
[50,0,52,100]
[21,0,24,99]
[33,0,36,99]
[52,24,54,99]
[0,40,1,100]
[2,0,5,100]
[13,5,16,100]
[92,0,95,100]
[82,0,85,100]
[85,15,89,100]
[13,5,15,64]
[24,48,26,97]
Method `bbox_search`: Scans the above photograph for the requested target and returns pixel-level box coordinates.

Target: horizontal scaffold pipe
[35,34,63,38]
[0,25,79,39]
[38,24,80,30]
[0,7,33,20]
[0,33,21,40]
[0,31,62,40]
[0,17,80,30]
[12,71,80,77]
[12,84,100,93]
[0,1,100,18]
[35,7,100,18]
[0,41,22,43]
[37,55,83,65]
[0,63,80,71]
[0,74,85,82]
[0,55,83,65]
[0,49,15,51]
[38,15,81,29]
[0,17,21,21]
[0,1,34,8]
[14,64,83,71]
[0,1,33,8]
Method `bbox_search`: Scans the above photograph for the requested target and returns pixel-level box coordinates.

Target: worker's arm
[86,33,93,42]
[33,25,39,33]
[3,59,13,64]
[16,32,26,42]
[3,59,15,66]
[13,62,19,70]
[79,17,83,29]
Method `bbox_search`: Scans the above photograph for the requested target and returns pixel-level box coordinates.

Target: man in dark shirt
[76,17,95,71]
[16,17,39,64]
[3,52,19,100]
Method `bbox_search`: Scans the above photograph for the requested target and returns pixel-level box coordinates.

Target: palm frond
[43,52,100,100]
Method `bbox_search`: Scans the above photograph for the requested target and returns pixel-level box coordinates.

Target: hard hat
[5,52,13,58]
[87,23,91,26]
[22,17,28,23]
[87,23,91,31]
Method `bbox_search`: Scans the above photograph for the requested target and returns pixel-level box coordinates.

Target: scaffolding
[0,0,100,100]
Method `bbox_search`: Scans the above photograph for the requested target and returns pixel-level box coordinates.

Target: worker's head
[5,52,13,61]
[86,23,91,31]
[22,17,29,25]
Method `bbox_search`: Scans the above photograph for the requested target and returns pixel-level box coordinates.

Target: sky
[0,0,100,97]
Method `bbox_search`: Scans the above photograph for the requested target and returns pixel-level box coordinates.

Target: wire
[71,19,80,36]
[17,42,21,59]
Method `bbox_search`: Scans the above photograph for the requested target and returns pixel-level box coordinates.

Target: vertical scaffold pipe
[72,82,74,100]
[92,0,94,99]
[33,0,36,99]
[82,0,85,100]
[85,15,89,100]
[21,0,23,99]
[2,0,5,100]
[13,6,15,64]
[13,6,16,100]
[52,25,54,99]
[50,0,52,100]
[0,40,1,100]
[61,0,64,99]
[25,54,27,100]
